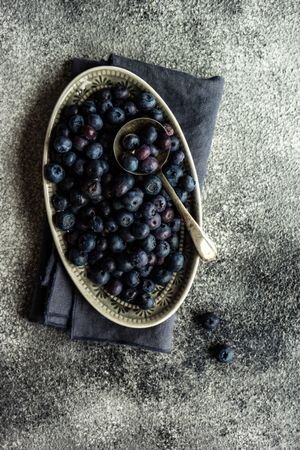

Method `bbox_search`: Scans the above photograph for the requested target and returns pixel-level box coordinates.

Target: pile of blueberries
[44,84,195,310]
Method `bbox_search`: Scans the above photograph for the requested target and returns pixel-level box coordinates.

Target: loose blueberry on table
[45,85,196,310]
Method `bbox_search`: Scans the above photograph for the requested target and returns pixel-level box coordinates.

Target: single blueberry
[88,269,110,285]
[117,255,134,272]
[123,101,138,117]
[55,210,75,231]
[139,156,159,174]
[168,234,179,251]
[68,114,84,133]
[170,149,185,165]
[69,188,88,207]
[156,135,172,152]
[122,190,143,212]
[89,215,104,233]
[141,279,156,294]
[146,213,161,230]
[155,241,171,258]
[170,217,181,232]
[165,253,184,272]
[116,210,134,228]
[85,159,104,178]
[153,268,173,286]
[153,195,167,213]
[136,145,151,161]
[124,270,140,287]
[100,257,116,273]
[148,144,160,157]
[142,175,162,195]
[164,164,184,187]
[113,84,129,101]
[81,180,102,201]
[122,287,138,302]
[62,151,77,167]
[142,202,156,219]
[106,107,125,125]
[180,175,196,193]
[139,265,153,278]
[119,228,136,244]
[120,153,139,172]
[98,99,113,115]
[80,100,97,115]
[72,158,85,177]
[137,92,156,111]
[215,345,234,364]
[169,135,180,152]
[130,249,148,268]
[85,142,103,160]
[98,159,109,175]
[95,88,112,102]
[45,163,65,183]
[78,233,96,253]
[108,234,126,253]
[140,234,156,253]
[163,123,175,136]
[122,133,140,151]
[80,125,97,141]
[140,126,158,145]
[72,135,89,152]
[131,222,150,240]
[52,194,68,211]
[160,207,175,223]
[175,188,188,203]
[106,279,123,296]
[113,173,135,197]
[139,294,155,310]
[201,312,220,331]
[148,108,164,122]
[154,224,172,240]
[104,218,119,233]
[53,136,72,154]
[87,113,103,131]
[68,248,88,266]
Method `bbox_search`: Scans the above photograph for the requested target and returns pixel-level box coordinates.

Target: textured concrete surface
[0,0,299,449]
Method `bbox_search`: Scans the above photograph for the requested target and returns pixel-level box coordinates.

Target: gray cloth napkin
[30,54,224,352]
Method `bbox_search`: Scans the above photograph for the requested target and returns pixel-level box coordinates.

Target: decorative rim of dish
[43,66,201,328]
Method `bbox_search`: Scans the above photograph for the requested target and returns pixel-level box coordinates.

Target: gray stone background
[0,0,299,448]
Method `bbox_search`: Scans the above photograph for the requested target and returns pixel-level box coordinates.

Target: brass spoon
[113,118,217,261]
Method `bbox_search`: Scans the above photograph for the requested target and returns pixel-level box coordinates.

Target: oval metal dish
[43,66,201,328]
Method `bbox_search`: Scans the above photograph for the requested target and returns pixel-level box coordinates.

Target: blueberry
[147,252,157,266]
[200,312,220,331]
[175,188,188,203]
[69,188,88,207]
[140,234,156,253]
[149,145,160,157]
[98,99,113,115]
[78,233,96,253]
[55,210,75,231]
[125,270,140,287]
[164,164,184,187]
[180,175,196,193]
[95,88,112,102]
[156,256,165,266]
[165,252,184,272]
[108,234,126,253]
[81,180,102,201]
[160,188,171,202]
[163,123,175,136]
[80,100,97,115]
[142,175,162,195]
[140,126,158,145]
[142,202,156,219]
[85,160,103,178]
[106,107,125,125]
[149,108,164,122]
[139,294,155,310]
[119,228,136,243]
[137,92,156,111]
[116,210,134,228]
[170,150,185,165]
[161,207,175,223]
[139,156,159,174]
[169,135,180,152]
[117,255,133,272]
[168,234,179,251]
[100,257,116,273]
[146,213,161,230]
[88,249,104,266]
[53,135,72,154]
[130,249,148,268]
[106,279,123,296]
[154,224,171,240]
[113,173,135,197]
[136,145,151,161]
[89,215,104,233]
[170,218,181,233]
[141,279,156,294]
[122,287,138,302]
[63,104,78,119]
[113,84,129,101]
[65,229,80,246]
[72,158,85,177]
[45,163,65,183]
[96,237,108,252]
[215,345,234,364]
[153,268,173,285]
[120,153,139,172]
[122,133,140,151]
[156,135,171,152]
[86,114,102,132]
[124,101,138,117]
[104,218,118,233]
[52,194,68,211]
[122,190,143,212]
[68,114,84,133]
[131,222,150,240]
[139,265,153,278]
[57,177,76,195]
[97,200,111,217]
[68,248,88,266]
[80,125,97,141]
[155,241,170,258]
[79,205,96,221]
[98,159,109,175]
[84,142,102,160]
[153,195,167,213]
[88,269,110,285]
[62,151,77,167]
[102,173,113,185]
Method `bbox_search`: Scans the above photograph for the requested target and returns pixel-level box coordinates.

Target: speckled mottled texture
[0,1,299,448]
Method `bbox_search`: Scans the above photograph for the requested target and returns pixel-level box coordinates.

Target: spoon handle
[159,172,217,261]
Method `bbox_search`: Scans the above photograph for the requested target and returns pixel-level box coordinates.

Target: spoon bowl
[113,117,169,175]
